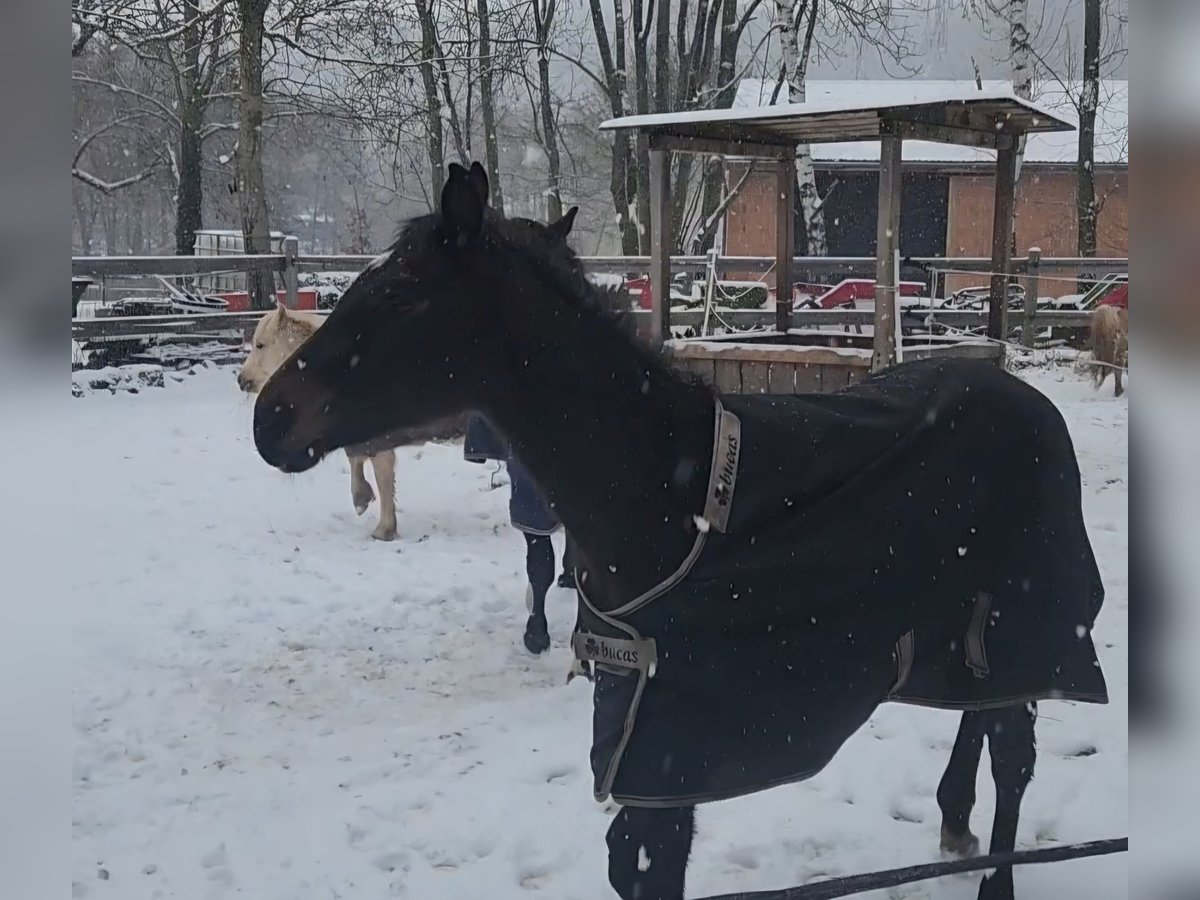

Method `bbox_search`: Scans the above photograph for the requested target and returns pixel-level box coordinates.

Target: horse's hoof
[371,524,398,541]
[940,825,980,859]
[352,485,375,515]
[523,626,551,655]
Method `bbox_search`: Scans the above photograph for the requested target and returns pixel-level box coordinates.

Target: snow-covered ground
[71,364,1127,900]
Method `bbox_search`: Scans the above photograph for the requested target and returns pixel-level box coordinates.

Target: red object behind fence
[809,278,926,309]
[217,291,251,312]
[276,288,318,310]
[216,289,317,312]
[625,276,653,310]
[1097,282,1128,309]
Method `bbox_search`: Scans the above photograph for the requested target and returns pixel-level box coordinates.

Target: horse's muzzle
[253,398,324,472]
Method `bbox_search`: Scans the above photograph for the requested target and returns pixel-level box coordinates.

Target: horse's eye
[254,342,265,350]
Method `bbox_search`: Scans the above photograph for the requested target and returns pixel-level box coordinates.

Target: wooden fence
[72,244,1123,344]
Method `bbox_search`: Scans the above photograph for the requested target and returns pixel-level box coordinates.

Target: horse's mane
[392,211,713,399]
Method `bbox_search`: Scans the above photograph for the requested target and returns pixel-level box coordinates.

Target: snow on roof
[731,79,1128,166]
[600,84,1072,142]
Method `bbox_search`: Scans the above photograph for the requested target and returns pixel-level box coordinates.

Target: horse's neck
[479,309,715,608]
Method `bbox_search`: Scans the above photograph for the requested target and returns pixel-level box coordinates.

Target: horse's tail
[1090,305,1125,386]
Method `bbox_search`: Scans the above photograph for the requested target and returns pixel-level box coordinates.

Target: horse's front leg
[606,805,695,900]
[348,453,374,515]
[369,450,397,541]
[521,532,553,654]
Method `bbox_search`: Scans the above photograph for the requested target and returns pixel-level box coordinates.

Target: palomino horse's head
[237,303,320,393]
[252,161,581,473]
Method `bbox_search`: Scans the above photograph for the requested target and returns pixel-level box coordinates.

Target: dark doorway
[796,170,950,260]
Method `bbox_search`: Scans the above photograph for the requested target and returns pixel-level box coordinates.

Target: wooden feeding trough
[599,89,1075,392]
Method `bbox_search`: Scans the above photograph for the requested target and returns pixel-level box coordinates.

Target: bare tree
[415,1,447,202]
[949,0,1126,263]
[73,0,234,254]
[631,0,653,250]
[1077,0,1100,259]
[477,0,505,213]
[236,0,274,307]
[586,0,639,252]
[774,0,825,255]
[530,0,565,220]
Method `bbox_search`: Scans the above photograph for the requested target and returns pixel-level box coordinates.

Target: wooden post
[988,142,1019,341]
[872,132,903,372]
[1023,246,1041,348]
[775,155,795,334]
[648,148,671,345]
[282,235,300,309]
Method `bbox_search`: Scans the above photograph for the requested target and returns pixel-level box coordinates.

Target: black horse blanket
[574,358,1108,808]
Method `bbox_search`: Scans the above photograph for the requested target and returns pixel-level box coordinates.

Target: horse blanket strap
[890,631,916,695]
[965,592,993,677]
[581,358,1110,809]
[701,403,741,534]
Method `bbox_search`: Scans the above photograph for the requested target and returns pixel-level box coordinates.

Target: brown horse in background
[1090,305,1129,397]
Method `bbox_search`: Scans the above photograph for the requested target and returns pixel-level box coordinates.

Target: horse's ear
[275,300,290,317]
[548,206,579,240]
[467,161,490,204]
[441,163,484,245]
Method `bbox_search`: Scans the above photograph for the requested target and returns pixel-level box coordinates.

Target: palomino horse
[239,304,400,540]
[238,304,461,540]
[252,163,1109,900]
[1090,303,1129,397]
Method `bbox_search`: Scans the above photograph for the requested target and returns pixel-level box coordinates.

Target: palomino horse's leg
[937,710,985,857]
[348,453,375,515]
[976,702,1037,900]
[607,805,695,900]
[521,532,554,654]
[368,450,398,541]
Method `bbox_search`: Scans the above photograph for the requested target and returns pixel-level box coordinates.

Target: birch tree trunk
[477,0,505,214]
[777,0,826,256]
[1008,0,1032,254]
[236,0,274,309]
[1077,0,1100,259]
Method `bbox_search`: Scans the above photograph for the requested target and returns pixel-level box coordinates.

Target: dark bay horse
[252,163,1108,900]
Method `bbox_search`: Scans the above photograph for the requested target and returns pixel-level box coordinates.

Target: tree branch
[72,165,162,194]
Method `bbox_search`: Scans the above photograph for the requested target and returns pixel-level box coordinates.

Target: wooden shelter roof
[599,89,1074,156]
